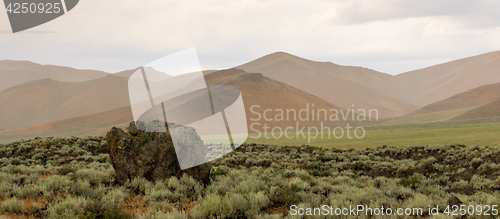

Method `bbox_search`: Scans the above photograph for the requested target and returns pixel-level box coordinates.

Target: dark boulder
[106,121,212,186]
[447,195,463,206]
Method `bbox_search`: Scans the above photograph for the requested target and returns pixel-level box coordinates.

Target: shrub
[350,161,368,171]
[69,180,96,198]
[72,168,115,186]
[137,209,186,219]
[32,202,42,212]
[194,193,249,218]
[246,192,270,217]
[78,201,131,219]
[59,165,76,175]
[399,175,421,189]
[21,184,43,198]
[10,159,21,166]
[269,185,300,205]
[0,197,24,214]
[125,177,151,195]
[48,196,88,219]
[100,187,129,211]
[42,175,71,196]
[144,186,176,203]
[210,166,229,178]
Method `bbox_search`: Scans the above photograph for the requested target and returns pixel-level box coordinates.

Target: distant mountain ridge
[411,82,500,115]
[0,60,111,92]
[237,52,419,118]
[238,51,500,117]
[0,74,130,131]
[452,98,500,121]
[0,68,348,143]
[2,50,500,143]
[394,50,500,106]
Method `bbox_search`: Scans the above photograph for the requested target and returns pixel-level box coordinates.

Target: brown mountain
[368,81,500,126]
[0,106,132,144]
[0,75,130,131]
[205,68,350,130]
[451,98,500,121]
[394,50,500,106]
[0,68,352,143]
[0,60,110,92]
[124,68,351,132]
[410,82,500,115]
[237,52,418,118]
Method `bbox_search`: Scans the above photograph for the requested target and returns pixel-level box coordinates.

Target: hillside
[132,68,350,133]
[0,106,132,144]
[0,75,130,131]
[410,82,500,115]
[452,98,500,121]
[0,60,110,92]
[206,68,349,129]
[395,50,500,106]
[0,68,349,143]
[237,52,418,118]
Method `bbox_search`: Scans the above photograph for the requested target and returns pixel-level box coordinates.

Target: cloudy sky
[1,0,500,75]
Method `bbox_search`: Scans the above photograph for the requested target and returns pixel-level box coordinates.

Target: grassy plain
[247,119,500,149]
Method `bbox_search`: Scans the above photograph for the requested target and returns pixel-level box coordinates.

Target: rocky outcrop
[106,121,212,186]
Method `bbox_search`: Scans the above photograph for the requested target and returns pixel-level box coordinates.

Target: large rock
[106,121,212,186]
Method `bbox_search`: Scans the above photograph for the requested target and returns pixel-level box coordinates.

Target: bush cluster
[0,137,499,218]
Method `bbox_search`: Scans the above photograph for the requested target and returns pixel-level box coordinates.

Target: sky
[1,0,500,75]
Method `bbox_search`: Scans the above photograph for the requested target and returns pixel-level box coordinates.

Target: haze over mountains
[0,75,130,131]
[0,60,110,92]
[373,81,500,126]
[1,50,500,143]
[237,51,500,116]
[411,82,500,116]
[0,68,348,143]
[237,52,419,118]
[394,51,500,107]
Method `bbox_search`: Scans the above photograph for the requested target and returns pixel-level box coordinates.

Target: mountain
[237,52,419,118]
[127,68,350,132]
[0,75,130,131]
[0,60,110,92]
[366,81,500,126]
[394,51,500,106]
[113,67,172,81]
[0,106,132,144]
[205,68,349,130]
[0,68,351,143]
[3,50,500,142]
[237,51,500,116]
[410,82,500,115]
[451,98,500,121]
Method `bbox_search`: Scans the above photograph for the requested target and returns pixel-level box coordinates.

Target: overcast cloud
[1,0,500,74]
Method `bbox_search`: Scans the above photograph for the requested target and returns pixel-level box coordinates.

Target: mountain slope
[395,51,500,106]
[206,68,349,130]
[451,98,500,121]
[0,75,130,131]
[0,68,352,143]
[0,106,133,144]
[237,52,418,118]
[132,68,350,132]
[0,60,110,92]
[410,82,500,115]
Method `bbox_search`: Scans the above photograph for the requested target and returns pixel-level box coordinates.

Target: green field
[247,120,500,149]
